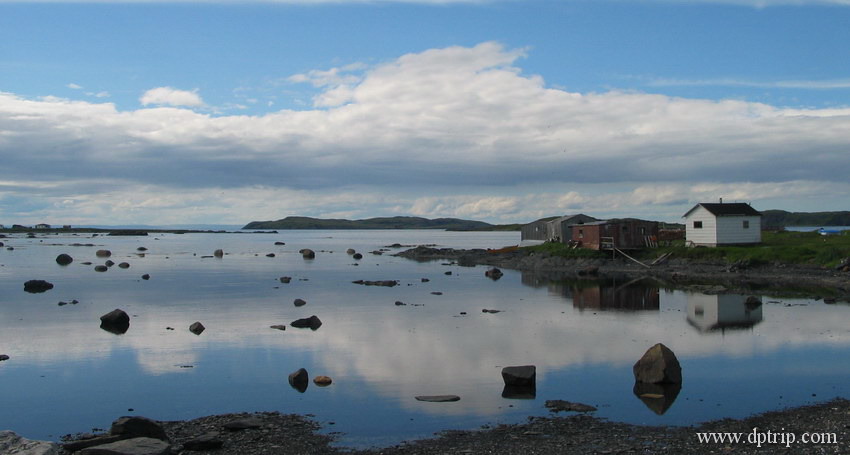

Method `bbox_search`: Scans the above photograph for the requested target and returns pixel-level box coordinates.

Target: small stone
[279,276,292,283]
[270,325,286,331]
[118,262,130,269]
[352,253,363,260]
[95,265,108,272]
[96,249,112,257]
[293,298,307,307]
[141,274,151,280]
[274,241,286,245]
[301,249,315,259]
[266,253,275,257]
[183,432,223,450]
[213,249,224,257]
[189,322,205,335]
[24,279,54,293]
[313,375,333,386]
[290,315,322,330]
[545,399,597,413]
[105,260,115,267]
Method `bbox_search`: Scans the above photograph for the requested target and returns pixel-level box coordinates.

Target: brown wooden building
[570,218,659,250]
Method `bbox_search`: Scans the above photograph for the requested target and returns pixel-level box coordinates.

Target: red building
[569,218,659,250]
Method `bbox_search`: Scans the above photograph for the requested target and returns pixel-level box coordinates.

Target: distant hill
[761,210,850,227]
[242,216,513,231]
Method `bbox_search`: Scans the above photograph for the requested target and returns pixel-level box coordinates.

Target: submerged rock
[415,395,460,402]
[633,343,682,384]
[545,399,597,413]
[352,279,398,287]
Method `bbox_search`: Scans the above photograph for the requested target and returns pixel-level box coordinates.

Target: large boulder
[79,437,169,455]
[56,253,74,265]
[290,315,322,330]
[633,343,682,384]
[24,280,54,293]
[501,365,536,387]
[110,416,169,441]
[0,430,59,455]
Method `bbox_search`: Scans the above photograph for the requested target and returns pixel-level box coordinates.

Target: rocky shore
[394,246,850,301]
[42,398,848,454]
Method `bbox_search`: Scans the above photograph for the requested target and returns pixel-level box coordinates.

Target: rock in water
[100,309,130,335]
[24,280,54,293]
[301,249,315,259]
[96,249,112,257]
[415,395,460,402]
[189,321,206,335]
[293,298,307,307]
[288,368,309,393]
[279,276,292,283]
[544,399,597,413]
[485,267,503,279]
[290,315,322,330]
[501,365,536,387]
[213,249,224,258]
[0,430,59,455]
[313,375,333,386]
[56,253,74,265]
[633,343,682,384]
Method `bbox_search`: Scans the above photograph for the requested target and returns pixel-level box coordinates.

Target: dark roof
[684,203,762,218]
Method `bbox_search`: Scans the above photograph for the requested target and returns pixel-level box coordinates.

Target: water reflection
[521,273,660,312]
[633,382,682,415]
[687,294,763,333]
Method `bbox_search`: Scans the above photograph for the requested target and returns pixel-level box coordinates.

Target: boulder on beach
[266,253,276,257]
[288,368,309,393]
[110,416,169,441]
[24,279,54,293]
[352,279,398,287]
[96,249,112,258]
[501,365,536,387]
[56,253,74,266]
[633,343,682,385]
[189,321,206,335]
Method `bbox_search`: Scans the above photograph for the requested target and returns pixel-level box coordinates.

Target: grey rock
[346,248,356,255]
[265,253,275,257]
[279,276,291,283]
[110,416,168,441]
[189,322,205,335]
[290,315,322,330]
[24,280,54,293]
[502,365,536,387]
[300,249,315,259]
[213,249,224,258]
[95,265,108,272]
[0,430,59,455]
[56,253,74,265]
[223,417,264,431]
[96,250,112,258]
[62,435,125,453]
[105,260,115,267]
[182,433,223,451]
[79,437,170,455]
[118,262,130,269]
[293,298,306,307]
[633,343,682,384]
[415,395,460,402]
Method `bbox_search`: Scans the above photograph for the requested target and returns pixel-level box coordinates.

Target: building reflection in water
[521,273,660,312]
[687,293,763,333]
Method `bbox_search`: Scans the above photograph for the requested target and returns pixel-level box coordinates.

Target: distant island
[242,216,521,231]
[761,210,850,227]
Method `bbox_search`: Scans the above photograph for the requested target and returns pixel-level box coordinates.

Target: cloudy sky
[1,0,848,226]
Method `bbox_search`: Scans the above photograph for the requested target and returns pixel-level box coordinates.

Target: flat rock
[415,395,461,402]
[79,437,169,455]
[290,315,322,330]
[223,417,264,431]
[63,435,125,452]
[0,430,59,455]
[313,375,333,386]
[270,325,286,331]
[182,432,223,451]
[545,399,597,413]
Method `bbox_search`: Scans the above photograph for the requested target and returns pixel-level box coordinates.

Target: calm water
[1,230,849,448]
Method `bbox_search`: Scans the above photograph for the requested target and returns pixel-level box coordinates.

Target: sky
[1,0,849,226]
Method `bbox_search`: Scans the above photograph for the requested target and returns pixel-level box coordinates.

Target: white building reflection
[687,293,763,333]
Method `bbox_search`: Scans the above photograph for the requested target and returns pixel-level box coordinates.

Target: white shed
[683,202,762,247]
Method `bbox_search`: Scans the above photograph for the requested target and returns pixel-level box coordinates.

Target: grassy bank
[524,231,850,268]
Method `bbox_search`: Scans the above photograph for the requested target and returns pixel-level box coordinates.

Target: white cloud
[2,41,850,225]
[139,86,205,107]
[66,83,83,90]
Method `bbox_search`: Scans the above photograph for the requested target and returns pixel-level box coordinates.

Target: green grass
[644,230,850,267]
[523,242,609,259]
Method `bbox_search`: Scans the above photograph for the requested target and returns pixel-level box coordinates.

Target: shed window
[578,229,583,239]
[693,221,703,229]
[743,220,750,229]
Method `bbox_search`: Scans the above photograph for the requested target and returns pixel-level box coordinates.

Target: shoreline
[56,398,850,454]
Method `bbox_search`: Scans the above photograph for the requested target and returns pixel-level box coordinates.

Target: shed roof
[683,203,761,218]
